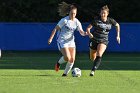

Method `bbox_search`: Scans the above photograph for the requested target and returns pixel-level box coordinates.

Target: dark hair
[58,2,77,17]
[101,5,109,13]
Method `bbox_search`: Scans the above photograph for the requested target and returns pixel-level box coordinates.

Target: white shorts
[57,41,76,50]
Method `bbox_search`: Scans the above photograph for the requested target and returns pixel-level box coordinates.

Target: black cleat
[62,74,67,77]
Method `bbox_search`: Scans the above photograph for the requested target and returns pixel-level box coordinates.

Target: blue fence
[0,23,139,52]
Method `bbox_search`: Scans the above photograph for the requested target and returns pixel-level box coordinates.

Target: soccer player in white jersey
[48,2,87,76]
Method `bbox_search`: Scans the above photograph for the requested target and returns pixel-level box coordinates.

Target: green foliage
[0,0,139,22]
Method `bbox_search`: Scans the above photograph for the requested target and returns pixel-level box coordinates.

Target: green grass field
[0,51,140,93]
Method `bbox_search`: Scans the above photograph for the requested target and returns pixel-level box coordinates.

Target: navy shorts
[89,39,108,50]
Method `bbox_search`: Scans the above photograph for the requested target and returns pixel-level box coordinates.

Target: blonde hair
[58,2,77,17]
[101,5,109,13]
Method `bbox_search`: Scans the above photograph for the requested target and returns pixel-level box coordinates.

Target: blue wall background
[0,23,139,52]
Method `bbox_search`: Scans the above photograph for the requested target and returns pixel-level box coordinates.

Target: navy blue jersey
[90,17,117,42]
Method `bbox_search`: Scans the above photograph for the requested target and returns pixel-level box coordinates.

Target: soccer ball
[71,67,81,77]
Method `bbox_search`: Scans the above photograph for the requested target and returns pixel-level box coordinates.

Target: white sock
[0,49,1,58]
[64,62,74,75]
[58,56,66,64]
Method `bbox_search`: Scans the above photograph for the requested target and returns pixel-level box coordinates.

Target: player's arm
[48,25,60,44]
[86,24,93,38]
[79,30,87,36]
[77,20,87,36]
[115,23,120,44]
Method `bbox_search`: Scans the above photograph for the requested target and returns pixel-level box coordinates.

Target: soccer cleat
[62,74,67,77]
[55,62,60,72]
[90,71,95,76]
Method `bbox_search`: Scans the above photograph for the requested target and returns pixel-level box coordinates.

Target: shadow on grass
[0,51,140,70]
[0,74,53,77]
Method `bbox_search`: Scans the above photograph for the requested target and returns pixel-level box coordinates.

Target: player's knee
[70,58,75,63]
[64,56,71,62]
[96,53,103,57]
[97,55,103,58]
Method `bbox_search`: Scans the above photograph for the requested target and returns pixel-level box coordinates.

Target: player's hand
[88,33,93,38]
[48,38,52,45]
[84,32,88,36]
[116,36,120,44]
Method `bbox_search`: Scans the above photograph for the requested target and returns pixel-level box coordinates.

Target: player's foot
[55,62,60,72]
[90,71,95,76]
[62,74,67,77]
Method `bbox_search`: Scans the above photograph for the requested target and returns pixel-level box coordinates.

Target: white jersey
[56,16,83,43]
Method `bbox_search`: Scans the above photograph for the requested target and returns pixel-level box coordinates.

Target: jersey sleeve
[76,20,83,31]
[110,18,117,26]
[57,18,67,28]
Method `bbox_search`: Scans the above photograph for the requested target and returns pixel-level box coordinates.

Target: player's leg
[55,47,71,72]
[89,40,97,61]
[90,43,107,76]
[90,48,97,61]
[60,47,71,62]
[0,49,1,58]
[94,43,107,69]
[57,48,68,66]
[89,40,97,76]
[55,42,71,72]
[62,47,75,76]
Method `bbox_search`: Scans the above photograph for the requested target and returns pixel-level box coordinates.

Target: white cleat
[90,71,95,76]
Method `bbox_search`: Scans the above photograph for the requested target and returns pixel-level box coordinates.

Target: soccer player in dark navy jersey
[86,5,120,76]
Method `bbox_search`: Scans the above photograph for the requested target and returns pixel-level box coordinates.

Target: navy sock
[92,56,102,71]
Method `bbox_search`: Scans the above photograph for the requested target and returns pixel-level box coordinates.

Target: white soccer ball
[71,67,81,77]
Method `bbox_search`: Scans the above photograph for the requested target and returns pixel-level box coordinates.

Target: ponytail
[58,2,77,17]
